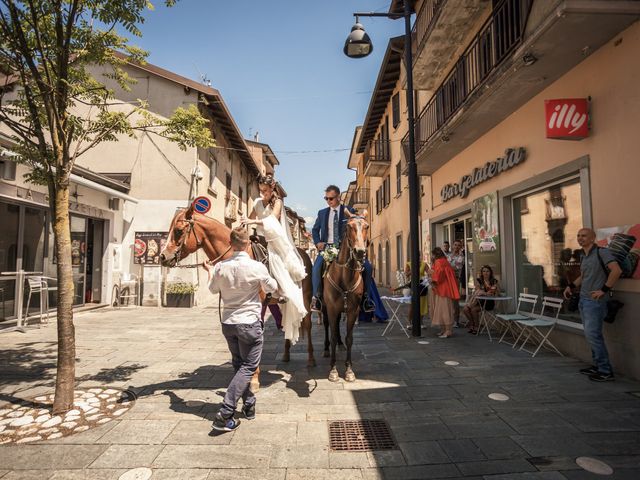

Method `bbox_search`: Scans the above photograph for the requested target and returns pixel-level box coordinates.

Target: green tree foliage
[0,0,213,413]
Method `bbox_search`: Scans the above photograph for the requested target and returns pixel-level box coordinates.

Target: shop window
[513,178,583,323]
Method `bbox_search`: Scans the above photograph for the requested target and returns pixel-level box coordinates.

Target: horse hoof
[338,344,346,352]
[323,350,330,358]
[345,370,356,383]
[328,369,340,383]
[250,379,260,393]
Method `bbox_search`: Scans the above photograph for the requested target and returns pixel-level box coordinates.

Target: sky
[132,0,405,225]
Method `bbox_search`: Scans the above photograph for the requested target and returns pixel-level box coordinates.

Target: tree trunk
[52,184,76,414]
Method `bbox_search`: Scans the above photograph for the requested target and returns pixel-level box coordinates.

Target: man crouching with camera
[203,227,277,432]
[564,228,621,382]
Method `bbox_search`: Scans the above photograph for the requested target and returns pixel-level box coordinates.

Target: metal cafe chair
[497,292,538,345]
[24,276,46,326]
[513,296,564,357]
[112,272,140,307]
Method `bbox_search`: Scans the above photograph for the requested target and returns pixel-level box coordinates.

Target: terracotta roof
[113,52,260,176]
[356,36,404,153]
[246,139,280,166]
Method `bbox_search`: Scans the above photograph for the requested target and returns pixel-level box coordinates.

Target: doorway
[441,214,474,290]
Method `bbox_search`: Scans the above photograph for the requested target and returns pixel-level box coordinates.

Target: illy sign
[545,98,589,140]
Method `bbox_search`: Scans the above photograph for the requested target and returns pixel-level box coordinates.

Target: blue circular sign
[192,196,211,214]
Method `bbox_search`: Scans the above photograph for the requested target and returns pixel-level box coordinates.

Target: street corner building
[352,0,640,379]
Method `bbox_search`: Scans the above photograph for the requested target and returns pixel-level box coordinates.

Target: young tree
[0,0,214,413]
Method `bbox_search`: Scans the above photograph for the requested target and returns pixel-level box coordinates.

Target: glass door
[0,202,20,321]
[70,215,87,306]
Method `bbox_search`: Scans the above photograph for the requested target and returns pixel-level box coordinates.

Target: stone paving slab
[2,306,640,479]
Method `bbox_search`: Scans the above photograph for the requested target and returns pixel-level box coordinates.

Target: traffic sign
[192,196,211,214]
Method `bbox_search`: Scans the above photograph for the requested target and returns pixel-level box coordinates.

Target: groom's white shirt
[208,251,277,325]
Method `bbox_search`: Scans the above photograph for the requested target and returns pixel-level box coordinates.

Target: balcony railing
[364,139,391,164]
[224,196,237,221]
[545,196,567,221]
[411,0,445,57]
[412,0,533,152]
[348,187,370,208]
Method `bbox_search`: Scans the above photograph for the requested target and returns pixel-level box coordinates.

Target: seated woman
[241,174,307,345]
[463,265,500,334]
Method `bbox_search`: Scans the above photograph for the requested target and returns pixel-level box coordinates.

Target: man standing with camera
[203,227,277,432]
[564,228,622,382]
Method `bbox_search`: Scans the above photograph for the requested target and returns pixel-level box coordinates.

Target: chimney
[254,131,260,142]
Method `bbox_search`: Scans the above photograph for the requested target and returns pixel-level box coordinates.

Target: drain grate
[328,419,396,451]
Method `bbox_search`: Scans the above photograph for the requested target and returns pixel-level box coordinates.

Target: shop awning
[70,172,138,204]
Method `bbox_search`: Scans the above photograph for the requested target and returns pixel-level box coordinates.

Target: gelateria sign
[440,147,527,202]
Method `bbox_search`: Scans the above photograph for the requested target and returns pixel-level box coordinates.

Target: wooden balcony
[363,139,391,177]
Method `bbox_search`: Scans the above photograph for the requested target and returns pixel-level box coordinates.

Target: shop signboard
[134,231,168,265]
[545,98,589,140]
[471,192,501,278]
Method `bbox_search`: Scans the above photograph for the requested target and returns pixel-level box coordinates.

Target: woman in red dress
[428,247,461,338]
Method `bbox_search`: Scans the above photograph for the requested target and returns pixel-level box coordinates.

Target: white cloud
[304,216,315,224]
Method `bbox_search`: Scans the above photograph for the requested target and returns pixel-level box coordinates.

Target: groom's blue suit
[311,204,372,305]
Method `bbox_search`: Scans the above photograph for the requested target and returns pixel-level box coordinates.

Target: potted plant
[165,282,196,308]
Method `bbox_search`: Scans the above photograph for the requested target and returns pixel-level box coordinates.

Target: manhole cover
[576,457,613,475]
[119,467,152,480]
[328,419,396,451]
[444,361,460,366]
[488,393,510,401]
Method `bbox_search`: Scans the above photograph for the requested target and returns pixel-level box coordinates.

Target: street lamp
[344,0,422,337]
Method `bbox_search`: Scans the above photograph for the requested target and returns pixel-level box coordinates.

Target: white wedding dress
[254,199,307,345]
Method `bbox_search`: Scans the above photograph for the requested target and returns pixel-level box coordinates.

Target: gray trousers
[219,320,264,418]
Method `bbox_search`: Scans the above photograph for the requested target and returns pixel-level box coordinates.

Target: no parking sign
[192,196,211,214]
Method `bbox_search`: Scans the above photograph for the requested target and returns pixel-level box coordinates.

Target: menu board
[133,232,167,265]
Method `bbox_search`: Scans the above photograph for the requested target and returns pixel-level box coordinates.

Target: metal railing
[364,139,392,165]
[411,0,445,57]
[348,187,370,208]
[224,196,237,221]
[412,0,533,152]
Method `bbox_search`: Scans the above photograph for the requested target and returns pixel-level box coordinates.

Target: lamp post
[344,0,422,337]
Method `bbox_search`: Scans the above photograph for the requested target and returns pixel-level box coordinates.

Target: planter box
[165,293,194,308]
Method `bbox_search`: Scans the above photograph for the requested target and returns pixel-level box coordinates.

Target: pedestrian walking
[428,247,460,338]
[203,227,278,432]
[564,228,622,382]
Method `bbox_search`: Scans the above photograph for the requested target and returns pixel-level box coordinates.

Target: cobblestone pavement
[1,305,640,479]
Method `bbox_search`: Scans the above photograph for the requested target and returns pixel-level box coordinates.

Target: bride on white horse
[241,174,308,344]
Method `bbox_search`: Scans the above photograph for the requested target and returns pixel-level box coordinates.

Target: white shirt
[327,207,340,244]
[208,251,277,325]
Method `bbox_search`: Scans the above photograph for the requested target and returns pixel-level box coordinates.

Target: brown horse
[323,215,369,383]
[159,205,316,380]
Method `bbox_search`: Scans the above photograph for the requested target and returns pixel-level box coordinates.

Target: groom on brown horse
[311,185,375,313]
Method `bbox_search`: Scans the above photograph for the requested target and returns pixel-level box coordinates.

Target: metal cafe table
[0,270,43,333]
[476,295,512,341]
[380,295,411,338]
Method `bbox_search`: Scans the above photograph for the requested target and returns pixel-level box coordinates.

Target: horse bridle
[171,216,231,269]
[325,219,366,310]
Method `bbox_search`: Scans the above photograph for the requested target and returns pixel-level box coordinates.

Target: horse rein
[325,225,366,311]
[171,216,232,269]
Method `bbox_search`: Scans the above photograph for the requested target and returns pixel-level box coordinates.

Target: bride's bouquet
[320,244,339,263]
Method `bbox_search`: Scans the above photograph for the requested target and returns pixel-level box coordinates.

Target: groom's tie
[333,208,340,244]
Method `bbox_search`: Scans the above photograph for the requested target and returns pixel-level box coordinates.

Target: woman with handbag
[463,265,500,334]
